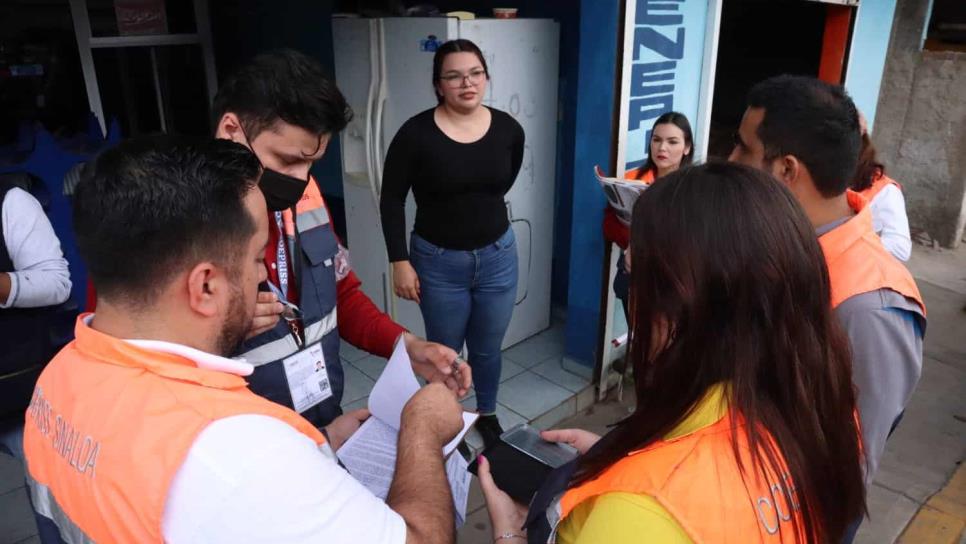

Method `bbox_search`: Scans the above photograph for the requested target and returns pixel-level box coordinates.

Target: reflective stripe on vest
[242,307,338,367]
[24,316,327,543]
[858,174,902,202]
[235,176,345,427]
[550,413,805,543]
[26,472,95,544]
[819,191,925,313]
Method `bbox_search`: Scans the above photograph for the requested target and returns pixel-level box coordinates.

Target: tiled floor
[0,320,592,544]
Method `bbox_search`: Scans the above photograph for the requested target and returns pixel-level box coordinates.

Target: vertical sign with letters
[617,0,713,172]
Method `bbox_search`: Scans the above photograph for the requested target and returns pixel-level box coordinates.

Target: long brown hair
[851,132,885,192]
[575,162,866,542]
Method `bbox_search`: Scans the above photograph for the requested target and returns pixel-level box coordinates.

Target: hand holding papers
[337,340,477,526]
[595,165,650,226]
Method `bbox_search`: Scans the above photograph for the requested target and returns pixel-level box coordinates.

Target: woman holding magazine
[603,112,693,321]
[380,39,525,449]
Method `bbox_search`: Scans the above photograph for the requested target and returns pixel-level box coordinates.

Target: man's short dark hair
[74,136,261,306]
[747,75,861,197]
[212,48,353,139]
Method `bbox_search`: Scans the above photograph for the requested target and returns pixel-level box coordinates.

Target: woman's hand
[540,428,601,455]
[478,455,529,541]
[392,261,421,303]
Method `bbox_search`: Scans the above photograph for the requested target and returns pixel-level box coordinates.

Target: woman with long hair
[380,39,525,447]
[480,162,866,543]
[603,112,693,320]
[851,116,911,261]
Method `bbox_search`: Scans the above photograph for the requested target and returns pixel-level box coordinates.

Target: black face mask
[259,167,308,211]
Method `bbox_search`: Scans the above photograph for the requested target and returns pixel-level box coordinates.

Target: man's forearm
[0,273,11,305]
[387,426,454,544]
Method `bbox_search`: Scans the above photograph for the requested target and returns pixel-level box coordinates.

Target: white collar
[125,339,254,377]
[83,315,255,376]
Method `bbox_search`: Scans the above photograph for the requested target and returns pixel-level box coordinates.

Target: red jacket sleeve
[336,269,406,358]
[602,207,630,250]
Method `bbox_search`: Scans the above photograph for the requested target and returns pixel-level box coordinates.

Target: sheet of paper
[446,452,471,529]
[368,339,421,430]
[337,417,398,500]
[443,412,480,456]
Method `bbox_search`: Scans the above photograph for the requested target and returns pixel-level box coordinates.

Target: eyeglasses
[438,69,487,88]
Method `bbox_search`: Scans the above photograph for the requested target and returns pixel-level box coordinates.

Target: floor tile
[458,504,494,544]
[531,358,590,393]
[339,342,369,363]
[341,364,375,405]
[498,358,526,383]
[576,386,597,412]
[853,483,920,544]
[503,328,566,369]
[531,396,577,431]
[0,455,24,496]
[465,476,486,519]
[497,372,573,420]
[341,396,368,413]
[13,536,40,544]
[352,355,388,381]
[0,487,36,544]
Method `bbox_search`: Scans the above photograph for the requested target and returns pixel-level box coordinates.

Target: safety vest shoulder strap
[819,192,924,313]
[280,176,330,237]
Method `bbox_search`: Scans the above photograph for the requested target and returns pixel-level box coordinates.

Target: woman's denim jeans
[410,228,518,414]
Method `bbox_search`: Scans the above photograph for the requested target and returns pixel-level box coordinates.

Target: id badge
[282,343,333,413]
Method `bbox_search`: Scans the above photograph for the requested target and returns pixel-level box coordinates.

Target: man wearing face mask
[212,49,471,440]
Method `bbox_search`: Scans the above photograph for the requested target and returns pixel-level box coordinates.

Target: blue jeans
[410,228,518,415]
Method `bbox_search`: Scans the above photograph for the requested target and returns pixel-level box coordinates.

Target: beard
[215,284,252,357]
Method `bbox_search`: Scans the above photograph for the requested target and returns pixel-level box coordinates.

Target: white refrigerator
[331,16,559,349]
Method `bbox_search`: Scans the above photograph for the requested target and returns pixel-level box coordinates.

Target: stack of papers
[337,341,477,527]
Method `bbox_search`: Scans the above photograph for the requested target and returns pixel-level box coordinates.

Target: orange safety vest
[623,166,656,185]
[557,412,805,543]
[819,191,924,312]
[23,315,327,543]
[858,174,902,202]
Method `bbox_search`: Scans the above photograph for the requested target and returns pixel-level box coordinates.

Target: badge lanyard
[274,212,290,297]
[271,210,305,348]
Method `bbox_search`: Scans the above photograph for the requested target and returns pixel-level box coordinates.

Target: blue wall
[844,0,899,131]
[564,0,621,364]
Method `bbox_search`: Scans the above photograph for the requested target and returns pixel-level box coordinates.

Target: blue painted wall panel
[564,0,621,364]
[845,0,899,131]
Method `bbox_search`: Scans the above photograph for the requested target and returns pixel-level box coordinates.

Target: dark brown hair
[851,132,885,192]
[638,111,694,179]
[432,39,489,105]
[575,162,866,542]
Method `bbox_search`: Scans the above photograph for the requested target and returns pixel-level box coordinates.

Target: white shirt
[1,187,72,308]
[120,339,407,544]
[868,184,912,262]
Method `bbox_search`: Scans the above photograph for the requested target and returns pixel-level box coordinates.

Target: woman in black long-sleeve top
[380,39,524,448]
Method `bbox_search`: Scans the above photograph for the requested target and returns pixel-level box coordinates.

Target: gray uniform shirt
[819,217,926,484]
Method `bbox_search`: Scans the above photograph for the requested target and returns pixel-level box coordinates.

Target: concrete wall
[874,0,966,248]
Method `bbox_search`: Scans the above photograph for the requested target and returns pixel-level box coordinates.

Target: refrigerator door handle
[364,19,380,210]
[373,19,389,193]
